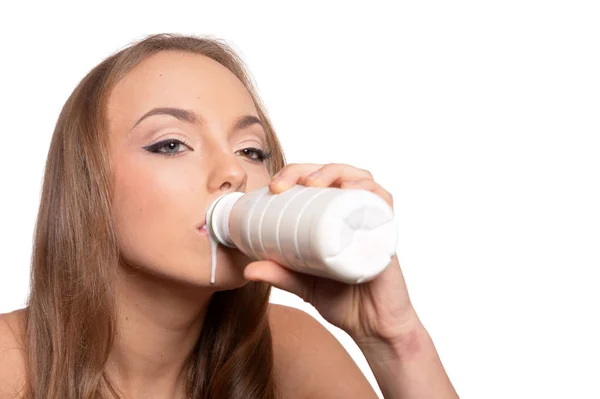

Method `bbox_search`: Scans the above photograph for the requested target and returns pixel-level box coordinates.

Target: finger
[244,260,317,303]
[272,163,373,192]
[341,178,394,209]
[270,163,323,193]
[305,163,373,188]
[271,163,325,180]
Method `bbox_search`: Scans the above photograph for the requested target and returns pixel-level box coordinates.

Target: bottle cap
[205,191,244,247]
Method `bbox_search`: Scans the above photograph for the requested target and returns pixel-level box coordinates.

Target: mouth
[197,217,209,235]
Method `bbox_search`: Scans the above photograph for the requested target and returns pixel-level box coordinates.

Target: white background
[1,1,599,398]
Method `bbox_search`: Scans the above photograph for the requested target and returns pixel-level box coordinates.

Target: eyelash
[143,138,273,163]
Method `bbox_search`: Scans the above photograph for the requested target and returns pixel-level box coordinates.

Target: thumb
[244,260,315,301]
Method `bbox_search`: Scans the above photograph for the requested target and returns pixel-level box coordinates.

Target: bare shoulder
[267,303,378,399]
[0,309,27,398]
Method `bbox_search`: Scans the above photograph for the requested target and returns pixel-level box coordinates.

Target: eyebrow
[129,107,265,133]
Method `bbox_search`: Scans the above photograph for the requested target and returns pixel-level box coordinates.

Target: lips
[197,206,211,235]
[197,195,224,234]
[197,222,209,237]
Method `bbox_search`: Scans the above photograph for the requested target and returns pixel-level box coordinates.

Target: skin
[0,50,458,399]
[104,50,275,397]
[0,51,379,399]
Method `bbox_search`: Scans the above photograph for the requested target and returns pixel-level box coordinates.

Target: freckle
[159,73,163,76]
[125,316,129,321]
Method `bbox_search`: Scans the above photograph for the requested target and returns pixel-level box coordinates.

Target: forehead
[107,51,257,132]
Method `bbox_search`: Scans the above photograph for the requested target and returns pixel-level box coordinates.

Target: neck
[105,266,214,398]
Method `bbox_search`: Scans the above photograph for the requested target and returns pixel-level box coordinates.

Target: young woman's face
[107,50,272,289]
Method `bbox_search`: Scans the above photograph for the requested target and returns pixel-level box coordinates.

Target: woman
[0,33,458,398]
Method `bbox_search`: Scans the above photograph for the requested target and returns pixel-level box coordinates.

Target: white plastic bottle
[205,184,397,284]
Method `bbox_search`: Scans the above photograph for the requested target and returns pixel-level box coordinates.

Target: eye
[143,138,192,156]
[237,147,273,163]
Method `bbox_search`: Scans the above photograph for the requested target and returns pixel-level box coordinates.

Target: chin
[180,247,255,290]
[208,248,255,290]
[119,244,255,292]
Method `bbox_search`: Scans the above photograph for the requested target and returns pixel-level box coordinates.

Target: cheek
[246,168,273,192]
[112,158,200,270]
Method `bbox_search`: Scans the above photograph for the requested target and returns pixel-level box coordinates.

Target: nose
[206,147,247,195]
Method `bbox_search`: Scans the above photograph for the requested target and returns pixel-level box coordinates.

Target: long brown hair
[25,33,286,398]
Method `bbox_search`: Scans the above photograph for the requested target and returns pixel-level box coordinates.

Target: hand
[243,163,420,344]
